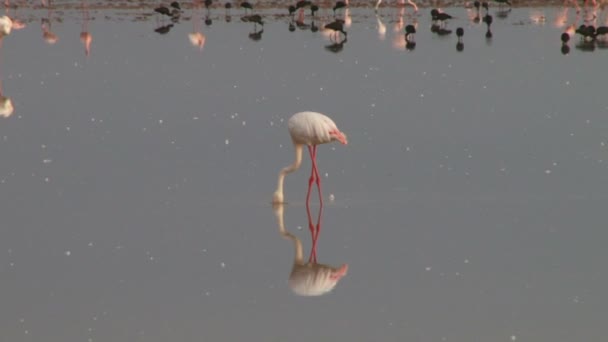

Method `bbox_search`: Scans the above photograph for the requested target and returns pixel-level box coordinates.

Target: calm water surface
[1,2,607,341]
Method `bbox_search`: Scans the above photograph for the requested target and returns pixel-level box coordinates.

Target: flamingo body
[273,111,347,204]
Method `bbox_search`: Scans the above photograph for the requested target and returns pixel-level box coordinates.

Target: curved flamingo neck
[273,143,303,203]
[274,204,304,264]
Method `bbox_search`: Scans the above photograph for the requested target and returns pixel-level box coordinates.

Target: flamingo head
[329,129,348,145]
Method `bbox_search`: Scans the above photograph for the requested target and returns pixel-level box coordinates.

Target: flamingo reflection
[189,0,206,50]
[273,203,348,296]
[41,2,58,44]
[80,0,92,56]
[0,17,13,118]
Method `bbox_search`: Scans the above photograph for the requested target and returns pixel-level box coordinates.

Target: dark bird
[204,0,213,9]
[596,26,608,37]
[245,14,264,26]
[474,1,480,11]
[333,1,347,15]
[154,5,171,16]
[154,23,174,34]
[205,15,213,25]
[482,1,489,11]
[431,9,453,25]
[561,32,570,44]
[405,24,416,41]
[456,27,464,42]
[311,4,319,16]
[241,1,253,13]
[170,1,181,10]
[296,0,312,8]
[225,2,232,10]
[325,19,347,39]
[288,5,297,16]
[483,14,493,26]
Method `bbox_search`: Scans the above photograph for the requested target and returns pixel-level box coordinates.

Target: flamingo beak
[330,130,348,145]
[329,263,348,280]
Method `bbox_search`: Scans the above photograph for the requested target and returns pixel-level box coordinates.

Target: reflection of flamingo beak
[330,263,348,280]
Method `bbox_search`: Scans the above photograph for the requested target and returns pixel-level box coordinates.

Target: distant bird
[561,32,570,44]
[154,5,171,16]
[225,2,232,15]
[241,1,253,13]
[456,27,464,42]
[311,4,319,16]
[154,23,173,34]
[288,5,297,16]
[272,111,347,205]
[333,1,347,15]
[474,0,480,11]
[204,0,213,9]
[482,1,489,12]
[296,0,311,8]
[431,9,453,25]
[170,1,181,10]
[483,13,493,26]
[325,19,347,39]
[596,26,608,38]
[247,14,264,26]
[405,24,416,41]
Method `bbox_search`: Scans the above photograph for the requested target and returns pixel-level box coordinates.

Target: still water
[1,1,607,341]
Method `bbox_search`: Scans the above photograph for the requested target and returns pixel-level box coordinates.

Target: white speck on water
[565,81,570,85]
[9,262,14,267]
[65,250,71,256]
[405,146,411,152]
[193,116,199,120]
[371,103,375,108]
[158,119,163,124]
[601,142,606,147]
[41,144,46,149]
[545,169,552,174]
[201,248,207,253]
[297,225,303,230]
[66,126,71,131]
[44,177,50,183]
[511,335,517,341]
[88,242,93,247]
[205,291,211,296]
[425,267,432,271]
[269,121,274,126]
[242,121,246,126]
[468,154,473,159]
[586,119,591,124]
[324,173,329,178]
[42,159,52,164]
[220,262,226,268]
[552,162,558,166]
[420,93,424,98]
[320,87,324,91]
[573,295,580,303]
[19,318,24,323]
[24,330,29,335]
[225,139,230,145]
[329,194,335,202]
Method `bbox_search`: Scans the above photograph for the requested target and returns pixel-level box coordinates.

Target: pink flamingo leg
[306,145,323,205]
[305,146,316,204]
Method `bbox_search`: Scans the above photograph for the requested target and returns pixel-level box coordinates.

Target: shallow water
[1,2,608,341]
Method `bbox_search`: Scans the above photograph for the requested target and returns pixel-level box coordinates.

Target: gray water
[1,2,607,341]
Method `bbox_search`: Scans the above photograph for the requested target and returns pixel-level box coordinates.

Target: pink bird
[273,111,348,204]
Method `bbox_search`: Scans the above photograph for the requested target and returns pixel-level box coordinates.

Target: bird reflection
[0,19,13,118]
[80,0,92,56]
[325,36,347,53]
[41,4,58,45]
[189,0,206,50]
[273,203,348,296]
[155,23,174,34]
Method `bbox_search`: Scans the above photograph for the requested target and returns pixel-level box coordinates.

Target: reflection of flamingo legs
[306,200,322,263]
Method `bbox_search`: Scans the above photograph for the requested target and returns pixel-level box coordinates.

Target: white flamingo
[272,111,347,204]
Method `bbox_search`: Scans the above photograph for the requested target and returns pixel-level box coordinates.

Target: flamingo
[273,203,348,296]
[272,111,347,205]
